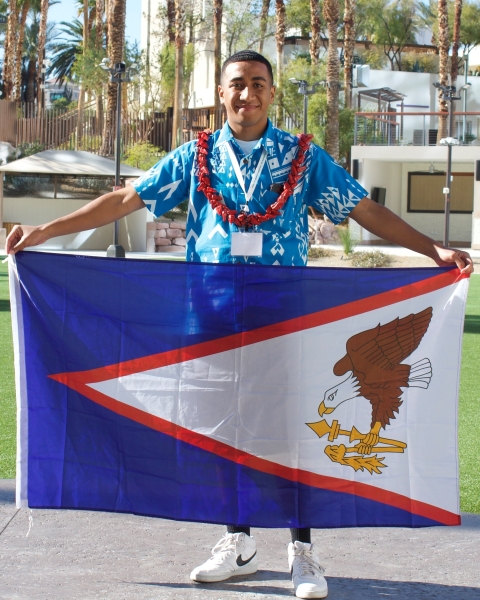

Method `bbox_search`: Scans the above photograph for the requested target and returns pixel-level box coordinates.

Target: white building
[140,3,480,248]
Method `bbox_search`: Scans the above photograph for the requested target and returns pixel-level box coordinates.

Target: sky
[48,0,141,46]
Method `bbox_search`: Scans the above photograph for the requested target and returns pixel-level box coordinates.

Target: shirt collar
[214,119,274,151]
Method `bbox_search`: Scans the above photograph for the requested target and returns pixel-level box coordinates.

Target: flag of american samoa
[9,252,469,528]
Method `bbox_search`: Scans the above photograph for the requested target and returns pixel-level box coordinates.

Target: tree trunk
[13,0,30,102]
[437,0,449,142]
[96,0,105,135]
[451,0,462,86]
[36,0,49,110]
[167,0,176,43]
[4,0,19,101]
[310,0,321,70]
[171,0,185,150]
[323,0,340,160]
[101,0,126,156]
[275,0,285,127]
[213,0,223,126]
[26,59,37,103]
[258,0,270,54]
[77,0,89,148]
[343,0,356,109]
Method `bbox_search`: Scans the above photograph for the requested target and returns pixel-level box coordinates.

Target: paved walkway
[1,480,479,600]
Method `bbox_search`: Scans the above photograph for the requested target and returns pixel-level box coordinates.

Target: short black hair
[221,50,274,86]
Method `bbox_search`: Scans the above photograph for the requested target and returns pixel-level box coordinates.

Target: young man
[7,51,473,599]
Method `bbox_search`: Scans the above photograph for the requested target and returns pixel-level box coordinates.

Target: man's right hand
[6,225,49,255]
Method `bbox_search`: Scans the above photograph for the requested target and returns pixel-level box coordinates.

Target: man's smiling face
[218,61,276,140]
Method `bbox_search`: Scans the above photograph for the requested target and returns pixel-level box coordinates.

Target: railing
[4,100,227,156]
[354,111,480,146]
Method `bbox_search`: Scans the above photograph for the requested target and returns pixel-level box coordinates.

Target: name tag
[231,232,263,257]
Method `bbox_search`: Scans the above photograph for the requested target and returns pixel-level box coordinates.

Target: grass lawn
[458,274,480,514]
[0,263,15,478]
[0,263,479,513]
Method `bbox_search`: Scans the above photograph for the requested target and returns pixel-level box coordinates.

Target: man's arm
[6,185,146,254]
[350,197,474,274]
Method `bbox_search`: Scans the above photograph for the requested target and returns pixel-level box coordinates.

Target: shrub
[308,247,333,259]
[123,141,166,170]
[350,250,391,268]
[401,53,437,74]
[337,225,357,256]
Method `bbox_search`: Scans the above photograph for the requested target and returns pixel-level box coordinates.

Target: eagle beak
[318,401,334,416]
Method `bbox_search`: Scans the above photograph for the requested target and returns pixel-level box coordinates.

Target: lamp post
[460,82,472,143]
[433,82,461,247]
[288,79,323,133]
[98,59,138,258]
[462,53,471,143]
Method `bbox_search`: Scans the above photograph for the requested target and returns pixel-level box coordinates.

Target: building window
[407,172,473,213]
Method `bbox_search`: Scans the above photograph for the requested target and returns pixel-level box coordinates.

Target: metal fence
[354,111,480,146]
[2,100,226,156]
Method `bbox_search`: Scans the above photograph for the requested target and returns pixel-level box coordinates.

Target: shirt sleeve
[303,144,368,224]
[131,142,195,217]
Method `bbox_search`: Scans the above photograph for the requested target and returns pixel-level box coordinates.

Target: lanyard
[226,142,267,206]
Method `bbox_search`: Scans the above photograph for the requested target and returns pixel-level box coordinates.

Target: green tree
[286,0,314,37]
[123,141,166,169]
[152,40,194,111]
[458,1,480,64]
[367,0,420,71]
[224,0,272,55]
[283,55,354,166]
[48,19,84,83]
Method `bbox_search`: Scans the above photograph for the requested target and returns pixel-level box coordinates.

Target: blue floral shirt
[133,120,367,266]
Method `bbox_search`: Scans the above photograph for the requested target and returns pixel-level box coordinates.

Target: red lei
[196,129,313,230]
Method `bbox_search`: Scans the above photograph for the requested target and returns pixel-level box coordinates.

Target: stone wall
[308,216,340,245]
[146,220,187,253]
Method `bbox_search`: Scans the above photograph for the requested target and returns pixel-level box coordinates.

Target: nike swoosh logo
[236,551,257,567]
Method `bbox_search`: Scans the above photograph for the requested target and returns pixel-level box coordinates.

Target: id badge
[231,232,263,257]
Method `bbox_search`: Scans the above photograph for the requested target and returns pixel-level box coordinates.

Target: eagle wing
[334,307,433,378]
[363,307,433,371]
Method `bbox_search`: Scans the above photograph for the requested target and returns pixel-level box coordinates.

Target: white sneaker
[288,541,328,599]
[190,532,258,583]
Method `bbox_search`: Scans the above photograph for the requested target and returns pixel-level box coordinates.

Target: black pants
[227,525,311,544]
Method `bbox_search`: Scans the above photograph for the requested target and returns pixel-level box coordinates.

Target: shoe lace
[210,534,237,563]
[296,549,325,578]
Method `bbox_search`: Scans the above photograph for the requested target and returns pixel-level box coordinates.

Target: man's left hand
[433,245,474,275]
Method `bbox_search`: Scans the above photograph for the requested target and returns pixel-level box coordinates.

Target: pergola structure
[0,149,144,227]
[0,150,144,226]
[357,87,407,112]
[0,150,149,252]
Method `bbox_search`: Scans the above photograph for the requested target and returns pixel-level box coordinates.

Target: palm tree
[258,0,270,54]
[343,0,356,108]
[167,0,175,42]
[21,9,49,103]
[275,0,285,127]
[213,0,222,125]
[450,0,462,86]
[95,0,104,135]
[323,0,340,160]
[3,0,20,100]
[24,18,40,102]
[48,19,83,84]
[437,0,449,141]
[310,0,321,70]
[12,0,30,101]
[101,0,126,156]
[171,0,185,150]
[76,0,89,147]
[36,0,49,109]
